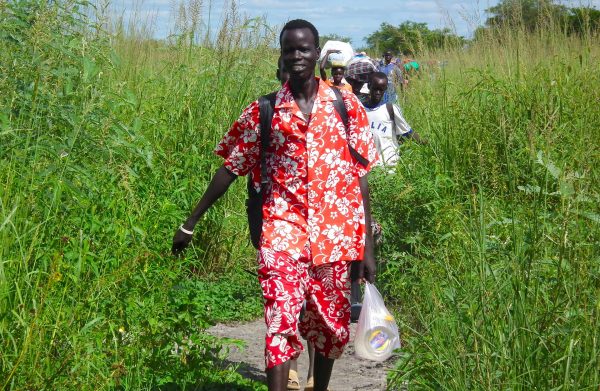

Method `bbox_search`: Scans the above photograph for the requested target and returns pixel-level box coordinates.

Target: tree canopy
[364,1,600,53]
[481,0,600,34]
[365,21,464,55]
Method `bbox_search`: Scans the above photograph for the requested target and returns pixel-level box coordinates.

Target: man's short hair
[279,19,319,48]
[369,71,388,84]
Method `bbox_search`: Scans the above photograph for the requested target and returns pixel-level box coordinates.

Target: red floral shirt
[215,78,378,265]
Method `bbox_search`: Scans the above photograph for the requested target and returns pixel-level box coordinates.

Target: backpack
[245,87,349,249]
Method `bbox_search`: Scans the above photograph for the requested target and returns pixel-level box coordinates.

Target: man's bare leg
[267,360,291,391]
[306,342,315,381]
[314,351,335,391]
[288,357,300,389]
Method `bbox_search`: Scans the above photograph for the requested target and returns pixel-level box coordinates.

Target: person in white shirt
[362,71,426,168]
[348,71,427,326]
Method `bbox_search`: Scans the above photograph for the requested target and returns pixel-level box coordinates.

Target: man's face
[332,67,344,84]
[384,52,392,64]
[368,77,388,104]
[281,28,320,81]
[346,78,364,95]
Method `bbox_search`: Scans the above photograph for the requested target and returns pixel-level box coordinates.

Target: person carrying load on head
[319,49,352,93]
[344,57,377,103]
[171,19,379,391]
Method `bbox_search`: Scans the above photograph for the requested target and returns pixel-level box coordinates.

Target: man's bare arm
[320,51,329,80]
[172,164,238,254]
[358,174,376,283]
[319,49,341,81]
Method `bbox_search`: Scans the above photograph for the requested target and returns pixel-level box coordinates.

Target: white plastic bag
[354,283,401,361]
[319,40,354,68]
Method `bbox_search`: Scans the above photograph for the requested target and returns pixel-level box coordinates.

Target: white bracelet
[179,224,194,235]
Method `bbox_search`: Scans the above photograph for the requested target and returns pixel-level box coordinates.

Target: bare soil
[208,319,396,391]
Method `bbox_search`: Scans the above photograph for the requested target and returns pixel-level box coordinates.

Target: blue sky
[113,0,600,47]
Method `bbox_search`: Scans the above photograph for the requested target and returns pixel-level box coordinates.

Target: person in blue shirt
[378,50,404,104]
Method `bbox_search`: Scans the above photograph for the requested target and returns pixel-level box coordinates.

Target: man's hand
[170,165,238,256]
[321,49,342,63]
[358,252,376,284]
[172,228,193,255]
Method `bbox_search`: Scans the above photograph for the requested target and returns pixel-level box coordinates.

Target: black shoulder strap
[386,102,395,128]
[330,87,349,130]
[252,92,276,193]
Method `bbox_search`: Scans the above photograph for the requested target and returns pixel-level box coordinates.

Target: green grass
[0,1,271,389]
[0,0,598,390]
[378,22,600,391]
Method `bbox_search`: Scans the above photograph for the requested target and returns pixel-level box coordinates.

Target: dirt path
[209,319,395,390]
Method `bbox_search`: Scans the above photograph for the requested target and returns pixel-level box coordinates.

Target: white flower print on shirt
[272,197,289,216]
[273,220,294,240]
[335,198,350,214]
[320,148,341,167]
[242,128,258,143]
[323,190,336,205]
[323,224,344,244]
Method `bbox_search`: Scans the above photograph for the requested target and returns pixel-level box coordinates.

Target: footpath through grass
[1,1,599,390]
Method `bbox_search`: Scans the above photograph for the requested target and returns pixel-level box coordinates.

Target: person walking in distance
[363,71,426,169]
[171,19,378,391]
[378,50,404,104]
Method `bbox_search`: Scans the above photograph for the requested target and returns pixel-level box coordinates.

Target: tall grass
[1,0,599,389]
[1,0,274,388]
[378,13,600,391]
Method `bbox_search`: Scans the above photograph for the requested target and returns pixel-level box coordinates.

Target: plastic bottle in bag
[354,283,401,361]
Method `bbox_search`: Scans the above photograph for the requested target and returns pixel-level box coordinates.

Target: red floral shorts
[258,245,352,369]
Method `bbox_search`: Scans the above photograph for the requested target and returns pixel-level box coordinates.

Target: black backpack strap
[330,87,349,130]
[252,92,276,193]
[386,102,395,128]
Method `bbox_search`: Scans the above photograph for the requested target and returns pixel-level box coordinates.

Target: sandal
[288,369,301,390]
[304,377,330,391]
[304,377,314,391]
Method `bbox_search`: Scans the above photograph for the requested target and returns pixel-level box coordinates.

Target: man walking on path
[171,19,378,391]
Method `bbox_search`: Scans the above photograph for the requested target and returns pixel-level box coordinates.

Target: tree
[478,0,600,38]
[484,0,568,31]
[566,7,600,35]
[365,21,464,55]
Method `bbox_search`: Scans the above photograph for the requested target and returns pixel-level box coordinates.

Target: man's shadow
[155,383,257,391]
[153,359,265,391]
[220,358,266,383]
